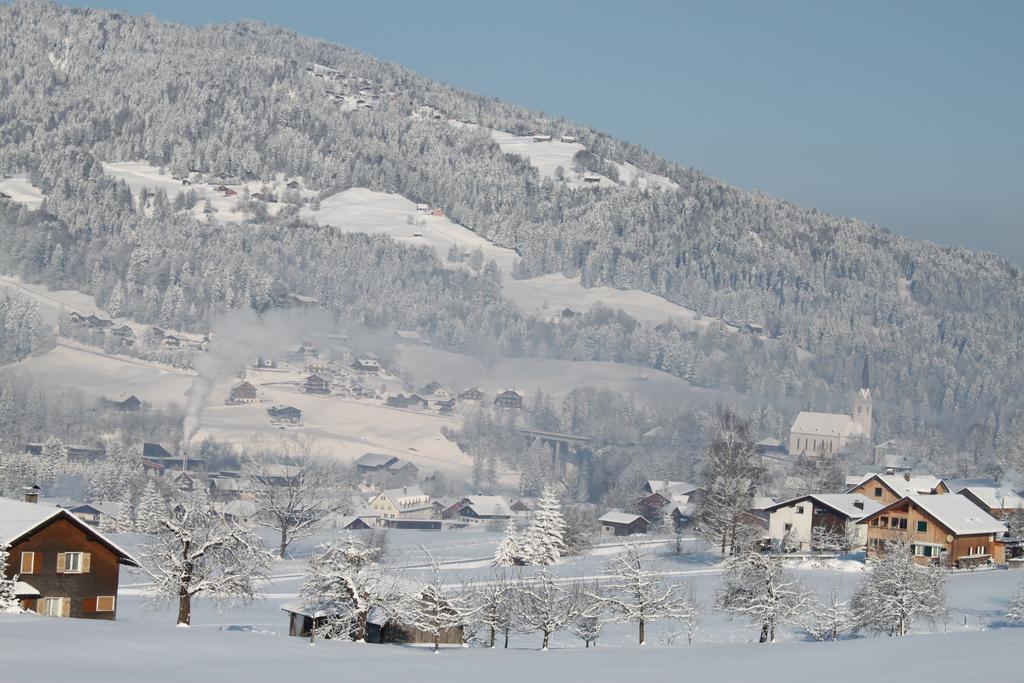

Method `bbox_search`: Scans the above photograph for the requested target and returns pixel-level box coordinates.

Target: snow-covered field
[396,343,727,406]
[0,173,45,209]
[0,274,100,324]
[302,187,712,329]
[1,528,1019,682]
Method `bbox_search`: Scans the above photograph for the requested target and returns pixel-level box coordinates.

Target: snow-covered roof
[644,480,699,496]
[756,437,783,447]
[377,486,430,510]
[765,493,882,519]
[462,496,512,518]
[956,486,1024,511]
[861,494,1007,535]
[599,510,647,525]
[848,473,943,496]
[14,580,40,598]
[355,452,396,468]
[790,411,860,437]
[0,497,139,566]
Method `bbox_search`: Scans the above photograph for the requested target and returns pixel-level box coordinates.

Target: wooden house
[459,387,484,402]
[598,510,650,537]
[493,389,523,410]
[0,498,139,619]
[227,381,258,404]
[386,393,428,410]
[351,358,382,374]
[858,494,1008,567]
[846,473,947,504]
[267,405,302,425]
[304,374,331,395]
[453,496,513,522]
[368,486,432,523]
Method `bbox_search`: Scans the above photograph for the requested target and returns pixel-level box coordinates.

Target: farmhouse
[304,374,331,395]
[267,405,302,425]
[598,510,650,537]
[227,381,258,404]
[0,497,139,619]
[351,358,382,374]
[102,394,142,412]
[494,389,523,410]
[458,387,484,402]
[953,485,1024,516]
[859,494,1008,567]
[453,496,513,521]
[846,472,947,504]
[764,494,882,552]
[368,486,432,523]
[24,443,105,463]
[386,393,428,410]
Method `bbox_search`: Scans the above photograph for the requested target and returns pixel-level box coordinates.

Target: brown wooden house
[598,510,650,537]
[304,374,331,395]
[846,473,947,504]
[227,381,258,404]
[1,498,139,619]
[858,494,1008,567]
[494,389,523,409]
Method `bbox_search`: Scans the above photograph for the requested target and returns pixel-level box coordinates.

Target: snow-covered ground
[0,274,100,324]
[0,173,45,209]
[396,343,727,406]
[1,527,1019,682]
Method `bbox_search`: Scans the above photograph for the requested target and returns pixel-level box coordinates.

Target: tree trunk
[542,629,550,650]
[639,617,645,645]
[504,631,509,648]
[433,632,440,653]
[279,527,288,559]
[759,621,769,643]
[177,589,191,626]
[489,626,496,648]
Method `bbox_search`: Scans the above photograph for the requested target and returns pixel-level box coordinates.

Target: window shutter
[60,598,71,618]
[81,552,91,573]
[56,552,66,573]
[35,598,44,613]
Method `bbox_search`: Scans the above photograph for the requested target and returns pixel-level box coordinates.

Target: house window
[784,523,793,532]
[58,552,88,574]
[916,521,928,533]
[795,506,804,515]
[20,551,36,574]
[880,516,888,526]
[41,597,66,617]
[874,487,883,497]
[95,596,116,612]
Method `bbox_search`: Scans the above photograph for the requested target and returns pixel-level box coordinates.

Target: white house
[765,494,882,552]
[367,486,432,524]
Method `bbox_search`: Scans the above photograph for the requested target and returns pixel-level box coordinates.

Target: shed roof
[599,510,648,525]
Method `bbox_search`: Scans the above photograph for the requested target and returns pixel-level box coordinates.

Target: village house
[367,486,432,524]
[765,494,882,552]
[493,389,523,410]
[287,292,319,308]
[788,358,872,456]
[859,494,1008,567]
[952,485,1024,517]
[304,374,331,395]
[351,358,382,374]
[458,387,484,402]
[24,443,106,464]
[846,472,947,504]
[267,405,302,425]
[599,510,650,537]
[227,381,258,404]
[354,452,399,475]
[102,394,142,412]
[386,393,428,410]
[66,503,122,529]
[451,496,513,522]
[110,324,134,339]
[1,497,139,619]
[874,439,917,471]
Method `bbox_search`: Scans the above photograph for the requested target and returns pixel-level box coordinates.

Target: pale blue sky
[63,0,1024,264]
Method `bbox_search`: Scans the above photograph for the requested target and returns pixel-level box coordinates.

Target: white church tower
[852,355,872,442]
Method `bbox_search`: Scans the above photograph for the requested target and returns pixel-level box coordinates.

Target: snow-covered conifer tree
[1007,584,1024,623]
[602,542,701,645]
[715,550,811,643]
[519,485,567,566]
[492,517,520,567]
[117,486,136,533]
[0,543,21,613]
[851,537,946,637]
[141,495,271,626]
[135,479,167,533]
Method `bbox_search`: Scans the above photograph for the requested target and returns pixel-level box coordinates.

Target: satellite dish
[945,535,953,543]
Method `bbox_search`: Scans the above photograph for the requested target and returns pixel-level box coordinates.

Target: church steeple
[853,355,873,441]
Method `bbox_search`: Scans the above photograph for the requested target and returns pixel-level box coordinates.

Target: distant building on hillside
[304,374,331,395]
[267,405,302,425]
[494,389,523,410]
[227,381,258,404]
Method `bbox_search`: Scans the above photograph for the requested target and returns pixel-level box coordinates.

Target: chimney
[904,473,911,482]
[853,500,864,510]
[22,485,40,503]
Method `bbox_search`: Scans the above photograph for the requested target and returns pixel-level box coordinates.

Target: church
[787,358,872,456]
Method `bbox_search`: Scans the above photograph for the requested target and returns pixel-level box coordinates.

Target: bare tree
[1007,582,1024,623]
[140,495,272,626]
[474,569,518,648]
[299,533,398,642]
[515,570,581,650]
[568,580,609,648]
[801,573,854,641]
[403,548,477,652]
[601,542,701,645]
[715,550,812,643]
[851,536,946,637]
[246,453,348,558]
